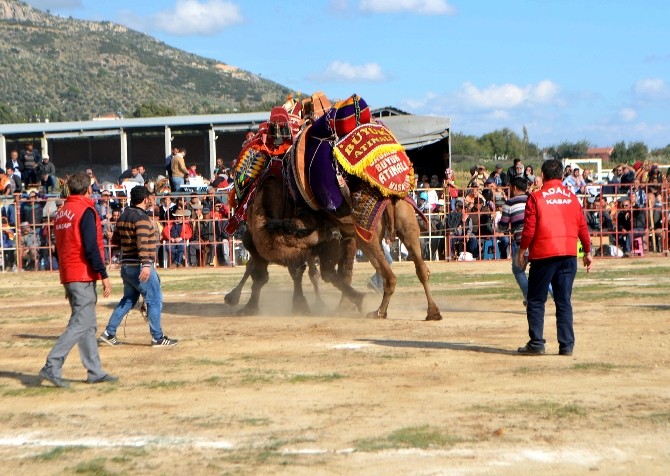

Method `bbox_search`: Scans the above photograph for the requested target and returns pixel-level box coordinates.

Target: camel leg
[224,260,251,306]
[289,262,311,314]
[307,255,325,309]
[319,238,365,313]
[237,256,269,316]
[395,201,443,321]
[359,238,396,320]
[235,234,269,316]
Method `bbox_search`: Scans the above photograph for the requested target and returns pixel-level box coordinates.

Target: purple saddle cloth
[302,112,348,215]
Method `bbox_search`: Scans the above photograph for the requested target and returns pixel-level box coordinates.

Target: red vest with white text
[54,195,104,284]
[527,179,584,260]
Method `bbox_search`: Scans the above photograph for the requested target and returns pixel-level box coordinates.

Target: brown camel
[224,172,363,315]
[224,97,363,316]
[334,197,442,321]
[287,93,443,321]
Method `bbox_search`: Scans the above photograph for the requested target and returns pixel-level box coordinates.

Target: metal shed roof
[0,111,449,148]
[0,112,270,136]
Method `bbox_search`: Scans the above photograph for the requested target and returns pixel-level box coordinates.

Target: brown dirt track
[0,257,669,475]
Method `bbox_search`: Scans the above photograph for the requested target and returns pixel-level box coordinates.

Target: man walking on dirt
[100,186,178,347]
[516,159,592,356]
[40,172,117,388]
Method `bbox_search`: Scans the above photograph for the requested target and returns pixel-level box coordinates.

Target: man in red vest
[39,172,117,388]
[516,159,593,357]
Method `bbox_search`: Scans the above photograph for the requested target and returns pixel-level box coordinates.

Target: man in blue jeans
[100,186,178,347]
[516,159,592,356]
[499,177,554,306]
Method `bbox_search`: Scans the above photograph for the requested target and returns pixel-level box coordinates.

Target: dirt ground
[0,257,668,475]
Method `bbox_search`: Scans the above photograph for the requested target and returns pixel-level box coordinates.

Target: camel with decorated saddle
[225,93,442,321]
[223,93,363,315]
[287,94,441,320]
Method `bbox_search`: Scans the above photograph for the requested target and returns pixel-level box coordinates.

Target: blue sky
[24,0,670,149]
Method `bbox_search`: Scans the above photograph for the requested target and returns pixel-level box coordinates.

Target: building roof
[0,112,269,136]
[0,110,449,150]
[587,147,614,155]
[378,115,450,150]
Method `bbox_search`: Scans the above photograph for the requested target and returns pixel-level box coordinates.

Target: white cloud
[328,0,351,12]
[359,0,455,15]
[633,78,669,100]
[619,108,637,122]
[25,0,82,9]
[152,0,243,36]
[312,61,386,82]
[457,80,560,110]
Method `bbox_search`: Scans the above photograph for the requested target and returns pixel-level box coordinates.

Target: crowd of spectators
[2,142,58,197]
[0,186,238,272]
[3,154,670,271]
[409,159,670,262]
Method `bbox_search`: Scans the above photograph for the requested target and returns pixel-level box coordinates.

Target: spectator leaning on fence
[516,159,593,357]
[444,168,459,211]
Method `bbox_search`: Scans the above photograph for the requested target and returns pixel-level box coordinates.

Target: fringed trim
[333,144,407,198]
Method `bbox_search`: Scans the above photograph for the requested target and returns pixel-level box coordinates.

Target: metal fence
[0,191,246,272]
[1,182,667,272]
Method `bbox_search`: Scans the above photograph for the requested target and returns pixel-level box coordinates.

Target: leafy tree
[627,141,649,163]
[478,128,524,159]
[611,141,649,164]
[651,144,670,159]
[451,133,485,157]
[0,103,20,124]
[132,102,177,118]
[611,141,627,163]
[545,140,589,160]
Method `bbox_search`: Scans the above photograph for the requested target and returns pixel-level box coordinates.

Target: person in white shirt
[562,167,586,194]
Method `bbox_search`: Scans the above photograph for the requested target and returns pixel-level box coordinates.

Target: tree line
[452,128,670,167]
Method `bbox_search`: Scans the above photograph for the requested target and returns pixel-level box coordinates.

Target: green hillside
[0,0,291,123]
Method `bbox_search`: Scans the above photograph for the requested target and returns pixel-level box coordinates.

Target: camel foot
[292,298,311,315]
[425,310,443,321]
[366,310,387,319]
[224,290,242,306]
[352,291,365,314]
[236,304,259,316]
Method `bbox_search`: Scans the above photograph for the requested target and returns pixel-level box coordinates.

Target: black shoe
[152,336,178,347]
[39,366,70,388]
[99,330,119,346]
[87,374,119,384]
[559,348,573,356]
[517,343,545,355]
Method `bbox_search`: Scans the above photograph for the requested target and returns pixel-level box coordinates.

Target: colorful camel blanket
[233,142,269,203]
[226,151,285,235]
[351,186,390,242]
[333,122,413,197]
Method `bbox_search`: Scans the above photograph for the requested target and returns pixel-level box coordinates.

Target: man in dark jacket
[37,154,57,193]
[20,143,41,186]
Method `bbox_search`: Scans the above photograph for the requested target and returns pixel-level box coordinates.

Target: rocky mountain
[0,0,291,123]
